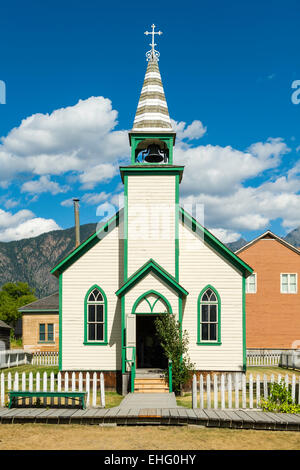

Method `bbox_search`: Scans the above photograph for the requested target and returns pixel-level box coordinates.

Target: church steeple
[132,59,173,132]
[129,24,176,165]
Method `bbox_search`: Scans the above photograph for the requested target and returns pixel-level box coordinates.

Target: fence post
[213,374,218,409]
[291,374,296,403]
[50,372,54,406]
[228,374,232,409]
[100,372,105,408]
[242,374,246,409]
[207,374,211,409]
[234,373,239,409]
[79,372,83,392]
[249,374,253,409]
[263,374,268,399]
[199,374,204,409]
[221,374,225,409]
[256,374,260,408]
[0,373,4,407]
[92,372,97,407]
[86,372,90,407]
[43,372,47,406]
[192,374,197,409]
[57,372,61,406]
[285,374,289,390]
[7,372,12,391]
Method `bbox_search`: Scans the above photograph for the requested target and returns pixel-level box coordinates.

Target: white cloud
[0,97,129,187]
[209,228,242,244]
[79,163,118,190]
[0,207,61,241]
[60,198,74,208]
[171,119,207,141]
[176,138,290,198]
[81,192,108,205]
[0,218,61,242]
[21,175,70,195]
[177,134,300,234]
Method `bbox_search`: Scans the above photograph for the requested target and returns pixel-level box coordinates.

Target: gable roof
[116,258,188,297]
[235,230,300,256]
[51,210,122,276]
[18,292,59,312]
[0,320,12,329]
[180,207,253,276]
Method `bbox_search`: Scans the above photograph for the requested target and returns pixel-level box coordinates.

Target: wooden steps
[134,377,169,394]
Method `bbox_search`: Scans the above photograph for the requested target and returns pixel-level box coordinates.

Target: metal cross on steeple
[144,24,162,61]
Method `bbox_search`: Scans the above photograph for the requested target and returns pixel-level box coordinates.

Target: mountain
[283,227,300,249]
[0,223,97,298]
[226,238,248,252]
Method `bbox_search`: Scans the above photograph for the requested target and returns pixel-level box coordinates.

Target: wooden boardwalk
[0,406,299,430]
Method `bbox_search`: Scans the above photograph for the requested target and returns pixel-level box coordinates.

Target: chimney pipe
[73,198,80,248]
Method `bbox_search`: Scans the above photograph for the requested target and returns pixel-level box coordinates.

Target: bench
[8,391,87,409]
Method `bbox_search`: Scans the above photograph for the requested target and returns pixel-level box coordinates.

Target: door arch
[132,290,172,369]
[132,290,172,315]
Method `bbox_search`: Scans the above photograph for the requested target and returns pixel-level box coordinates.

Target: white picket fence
[246,351,281,367]
[31,351,59,366]
[0,349,33,369]
[0,371,105,408]
[191,372,300,409]
[0,350,59,369]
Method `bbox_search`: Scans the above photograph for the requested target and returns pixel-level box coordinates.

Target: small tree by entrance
[154,314,194,395]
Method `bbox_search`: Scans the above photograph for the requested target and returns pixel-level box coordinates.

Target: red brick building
[236,231,300,351]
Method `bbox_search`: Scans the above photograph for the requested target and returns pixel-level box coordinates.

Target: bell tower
[128,24,176,165]
[121,25,183,282]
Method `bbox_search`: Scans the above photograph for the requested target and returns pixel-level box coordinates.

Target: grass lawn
[0,424,299,450]
[1,365,59,378]
[246,366,300,378]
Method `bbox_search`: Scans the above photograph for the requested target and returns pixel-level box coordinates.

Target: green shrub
[260,380,300,414]
[154,314,195,395]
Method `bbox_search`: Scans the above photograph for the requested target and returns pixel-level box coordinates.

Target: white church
[50,26,253,393]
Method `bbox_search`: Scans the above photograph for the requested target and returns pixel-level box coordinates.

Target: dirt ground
[0,424,299,450]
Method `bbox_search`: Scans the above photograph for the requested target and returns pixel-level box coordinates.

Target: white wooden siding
[61,222,123,371]
[179,221,244,371]
[127,175,176,278]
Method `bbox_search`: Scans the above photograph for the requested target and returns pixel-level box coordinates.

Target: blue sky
[0,0,300,243]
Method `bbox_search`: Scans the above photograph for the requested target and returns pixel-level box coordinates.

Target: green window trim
[39,323,54,342]
[84,285,108,346]
[197,285,222,346]
[131,289,173,315]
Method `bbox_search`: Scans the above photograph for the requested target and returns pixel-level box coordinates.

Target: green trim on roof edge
[179,207,253,276]
[115,258,188,297]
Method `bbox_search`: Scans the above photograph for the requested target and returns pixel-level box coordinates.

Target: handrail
[122,346,136,393]
[130,348,136,393]
[168,359,172,393]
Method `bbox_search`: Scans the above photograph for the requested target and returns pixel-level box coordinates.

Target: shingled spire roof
[132,25,173,133]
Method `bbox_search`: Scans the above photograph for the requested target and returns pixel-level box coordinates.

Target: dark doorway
[136,315,168,369]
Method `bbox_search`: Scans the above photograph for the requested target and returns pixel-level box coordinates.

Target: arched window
[84,286,107,345]
[197,286,221,345]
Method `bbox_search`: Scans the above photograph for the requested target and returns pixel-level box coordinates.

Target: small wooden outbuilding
[0,320,12,351]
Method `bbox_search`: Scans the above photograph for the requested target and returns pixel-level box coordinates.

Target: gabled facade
[50,29,252,392]
[236,231,300,350]
[18,292,59,352]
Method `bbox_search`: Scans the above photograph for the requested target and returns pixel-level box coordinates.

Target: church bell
[144,144,165,163]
